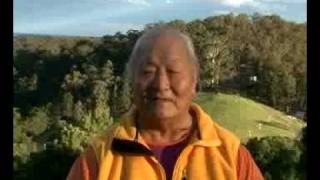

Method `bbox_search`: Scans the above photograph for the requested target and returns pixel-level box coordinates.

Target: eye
[167,69,180,73]
[143,68,155,74]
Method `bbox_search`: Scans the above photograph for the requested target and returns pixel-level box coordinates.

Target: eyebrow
[144,61,158,66]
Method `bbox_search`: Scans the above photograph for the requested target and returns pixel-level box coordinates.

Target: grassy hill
[193,92,306,143]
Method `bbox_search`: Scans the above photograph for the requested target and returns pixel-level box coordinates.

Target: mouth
[149,97,172,102]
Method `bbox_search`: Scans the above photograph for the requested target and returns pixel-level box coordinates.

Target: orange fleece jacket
[67,103,264,180]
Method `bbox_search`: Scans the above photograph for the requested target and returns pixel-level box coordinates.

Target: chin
[149,104,177,119]
[153,111,176,119]
[139,99,179,119]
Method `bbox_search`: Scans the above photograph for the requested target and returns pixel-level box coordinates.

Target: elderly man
[67,27,264,180]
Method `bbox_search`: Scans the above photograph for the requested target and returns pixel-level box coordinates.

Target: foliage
[14,148,77,180]
[51,60,115,152]
[246,136,304,180]
[57,111,112,152]
[110,70,133,117]
[13,106,50,171]
[297,127,306,180]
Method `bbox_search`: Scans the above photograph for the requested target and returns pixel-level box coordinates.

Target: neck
[137,111,194,146]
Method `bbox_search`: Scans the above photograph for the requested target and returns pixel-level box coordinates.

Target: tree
[15,74,38,93]
[246,136,302,180]
[61,92,74,120]
[167,20,187,32]
[24,107,49,136]
[61,69,88,94]
[71,39,95,57]
[298,127,306,179]
[187,19,235,90]
[73,100,85,122]
[13,106,49,171]
[94,33,134,76]
[110,71,133,117]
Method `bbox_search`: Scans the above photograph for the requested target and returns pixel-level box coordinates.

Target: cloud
[258,0,305,3]
[214,10,231,15]
[166,0,173,4]
[209,0,295,13]
[213,0,257,7]
[256,2,288,12]
[211,0,305,7]
[127,0,150,6]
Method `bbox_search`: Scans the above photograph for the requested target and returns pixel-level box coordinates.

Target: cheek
[171,76,196,98]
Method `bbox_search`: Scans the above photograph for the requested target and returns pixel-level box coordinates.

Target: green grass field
[193,92,306,143]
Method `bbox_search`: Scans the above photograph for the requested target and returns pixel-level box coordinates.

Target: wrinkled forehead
[135,33,190,64]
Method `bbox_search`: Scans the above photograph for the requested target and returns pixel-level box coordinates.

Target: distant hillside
[193,92,306,142]
[14,32,100,38]
[13,35,101,55]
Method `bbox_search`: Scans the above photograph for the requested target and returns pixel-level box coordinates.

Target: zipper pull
[182,168,187,180]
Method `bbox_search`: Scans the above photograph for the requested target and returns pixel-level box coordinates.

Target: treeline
[13,13,306,180]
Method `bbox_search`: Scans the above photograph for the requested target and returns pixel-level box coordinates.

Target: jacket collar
[112,103,222,149]
[189,103,222,147]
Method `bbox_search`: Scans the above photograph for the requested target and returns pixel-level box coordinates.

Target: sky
[14,0,306,37]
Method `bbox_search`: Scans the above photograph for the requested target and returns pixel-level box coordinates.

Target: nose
[152,69,170,91]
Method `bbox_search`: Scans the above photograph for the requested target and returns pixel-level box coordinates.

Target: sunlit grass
[193,92,306,143]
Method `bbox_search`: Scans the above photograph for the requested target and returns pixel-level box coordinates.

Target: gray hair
[126,26,199,85]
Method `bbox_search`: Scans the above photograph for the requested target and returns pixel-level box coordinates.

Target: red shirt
[148,136,190,180]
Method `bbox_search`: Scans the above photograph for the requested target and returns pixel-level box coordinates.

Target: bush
[297,127,306,180]
[245,136,303,180]
[14,148,77,180]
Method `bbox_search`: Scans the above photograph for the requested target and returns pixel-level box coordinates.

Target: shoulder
[213,121,240,144]
[192,103,240,148]
[236,144,265,180]
[89,123,120,163]
[67,145,98,180]
[211,120,241,152]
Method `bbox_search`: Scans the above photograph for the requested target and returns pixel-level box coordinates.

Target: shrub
[245,136,303,180]
[14,148,77,180]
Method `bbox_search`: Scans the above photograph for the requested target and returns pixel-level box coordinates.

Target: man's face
[133,34,197,119]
